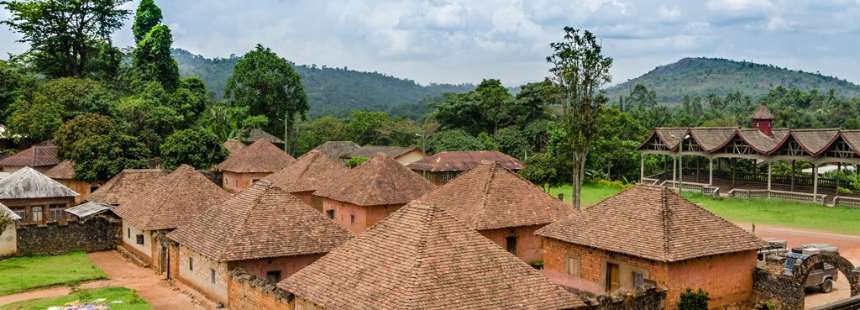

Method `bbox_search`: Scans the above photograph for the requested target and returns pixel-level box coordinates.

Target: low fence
[727,189,826,204]
[660,180,720,197]
[832,196,860,208]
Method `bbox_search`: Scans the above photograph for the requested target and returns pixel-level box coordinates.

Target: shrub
[347,156,368,168]
[678,288,709,310]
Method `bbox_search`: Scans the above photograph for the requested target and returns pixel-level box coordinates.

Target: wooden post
[836,163,842,194]
[640,153,645,183]
[790,160,796,191]
[767,161,772,198]
[813,164,819,203]
[731,158,737,187]
[708,158,714,186]
[679,155,683,188]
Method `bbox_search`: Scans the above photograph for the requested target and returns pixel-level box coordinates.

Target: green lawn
[550,185,860,235]
[685,193,860,236]
[0,252,107,296]
[548,183,625,206]
[0,287,151,310]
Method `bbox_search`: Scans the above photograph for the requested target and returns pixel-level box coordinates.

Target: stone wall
[752,268,804,310]
[16,216,119,255]
[228,268,292,310]
[579,286,667,310]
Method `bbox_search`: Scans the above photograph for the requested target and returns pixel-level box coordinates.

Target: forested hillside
[172,49,473,118]
[605,57,860,104]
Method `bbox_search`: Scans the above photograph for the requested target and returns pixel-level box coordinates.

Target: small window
[210,268,216,284]
[266,270,282,282]
[189,257,194,271]
[633,271,645,288]
[49,206,64,223]
[565,257,580,277]
[350,214,355,224]
[326,209,335,220]
[505,236,517,254]
[136,234,144,245]
[31,207,43,223]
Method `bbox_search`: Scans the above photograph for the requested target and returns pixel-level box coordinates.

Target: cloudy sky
[2,0,859,86]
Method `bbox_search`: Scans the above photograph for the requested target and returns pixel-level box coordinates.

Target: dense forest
[605,57,860,104]
[172,49,473,118]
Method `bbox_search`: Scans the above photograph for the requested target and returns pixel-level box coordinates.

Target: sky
[2,0,860,86]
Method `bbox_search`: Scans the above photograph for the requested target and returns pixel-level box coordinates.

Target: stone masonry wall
[16,216,119,255]
[752,268,804,310]
[580,286,667,310]
[228,268,292,310]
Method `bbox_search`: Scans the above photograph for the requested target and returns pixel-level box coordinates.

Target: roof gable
[217,140,296,173]
[87,169,166,205]
[312,141,360,160]
[263,150,348,193]
[751,105,774,119]
[113,165,229,230]
[420,162,571,230]
[0,143,59,167]
[278,200,584,310]
[536,185,764,262]
[0,167,77,199]
[314,155,435,206]
[44,160,76,179]
[167,181,351,262]
[407,151,524,172]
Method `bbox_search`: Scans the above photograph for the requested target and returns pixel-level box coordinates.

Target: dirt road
[737,223,860,309]
[0,251,212,309]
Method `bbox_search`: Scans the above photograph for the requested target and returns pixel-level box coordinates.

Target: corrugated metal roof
[65,201,112,219]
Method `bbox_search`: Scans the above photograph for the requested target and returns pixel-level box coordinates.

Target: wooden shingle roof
[537,185,765,262]
[0,143,59,168]
[420,161,572,230]
[407,151,524,172]
[167,181,350,262]
[342,145,420,160]
[222,139,245,155]
[87,169,166,206]
[44,160,76,180]
[0,167,77,199]
[263,150,349,194]
[314,155,435,206]
[312,141,360,160]
[217,140,296,173]
[278,200,586,310]
[236,128,284,144]
[113,165,229,231]
[751,105,774,119]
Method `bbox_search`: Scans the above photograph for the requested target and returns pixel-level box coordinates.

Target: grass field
[0,287,151,310]
[549,185,860,235]
[0,252,107,296]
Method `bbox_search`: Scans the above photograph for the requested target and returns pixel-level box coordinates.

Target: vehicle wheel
[820,279,833,293]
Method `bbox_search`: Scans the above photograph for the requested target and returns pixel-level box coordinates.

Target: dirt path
[0,251,211,309]
[736,222,860,309]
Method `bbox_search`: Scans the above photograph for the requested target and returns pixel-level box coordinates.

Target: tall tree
[1,0,129,78]
[160,128,226,170]
[225,44,308,155]
[132,0,161,43]
[133,24,179,89]
[546,26,612,209]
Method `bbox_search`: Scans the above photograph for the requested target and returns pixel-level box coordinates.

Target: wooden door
[605,262,620,292]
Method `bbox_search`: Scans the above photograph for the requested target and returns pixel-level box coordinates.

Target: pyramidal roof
[314,154,435,206]
[87,169,167,205]
[167,181,351,262]
[217,140,296,173]
[114,165,230,231]
[0,143,59,168]
[0,167,77,199]
[752,104,774,120]
[420,161,572,230]
[537,185,765,262]
[44,160,76,179]
[278,200,585,310]
[263,150,349,193]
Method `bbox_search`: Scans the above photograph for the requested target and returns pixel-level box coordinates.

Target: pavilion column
[679,155,683,186]
[767,161,772,198]
[731,158,737,187]
[836,163,842,194]
[813,164,819,203]
[790,160,796,191]
[708,158,714,186]
[640,153,645,182]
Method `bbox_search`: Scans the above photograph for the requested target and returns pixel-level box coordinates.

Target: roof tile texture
[419,162,571,230]
[44,160,76,179]
[167,181,350,262]
[537,185,765,262]
[263,150,349,194]
[312,141,360,160]
[0,144,59,167]
[314,155,435,206]
[342,145,419,159]
[407,151,524,172]
[113,165,229,231]
[279,200,585,310]
[217,140,296,173]
[87,169,166,205]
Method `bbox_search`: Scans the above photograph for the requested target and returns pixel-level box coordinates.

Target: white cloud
[657,5,681,21]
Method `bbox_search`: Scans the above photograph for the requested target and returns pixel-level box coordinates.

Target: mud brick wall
[16,216,119,255]
[228,268,292,310]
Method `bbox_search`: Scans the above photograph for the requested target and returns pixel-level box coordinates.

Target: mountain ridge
[605,57,860,104]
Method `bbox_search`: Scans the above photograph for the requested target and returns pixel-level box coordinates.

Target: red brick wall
[542,238,756,309]
[228,270,292,310]
[229,254,325,283]
[479,225,545,263]
[321,197,402,234]
[223,171,272,193]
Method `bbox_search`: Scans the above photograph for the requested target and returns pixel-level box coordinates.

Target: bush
[347,156,368,168]
[678,288,709,310]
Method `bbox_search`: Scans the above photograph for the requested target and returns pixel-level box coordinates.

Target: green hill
[605,57,860,104]
[171,49,473,118]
